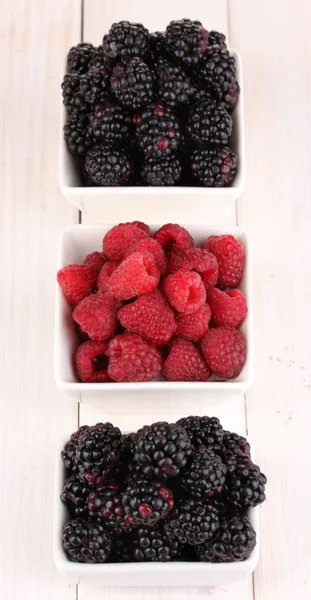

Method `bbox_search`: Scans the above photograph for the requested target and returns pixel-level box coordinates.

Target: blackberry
[61,426,89,473]
[88,492,139,535]
[218,431,251,458]
[111,58,154,110]
[187,101,232,147]
[149,31,166,61]
[134,421,192,481]
[61,74,88,114]
[131,526,181,562]
[190,146,237,187]
[176,416,224,450]
[208,31,227,49]
[85,144,132,186]
[181,446,227,500]
[103,21,150,60]
[60,474,90,518]
[141,155,182,186]
[134,103,182,159]
[64,113,95,157]
[164,499,219,545]
[79,66,110,106]
[154,57,196,108]
[62,518,111,563]
[122,477,174,526]
[76,422,123,483]
[227,457,267,508]
[67,43,94,75]
[219,80,241,113]
[90,104,131,145]
[196,516,256,562]
[194,47,240,112]
[165,19,208,68]
[89,45,115,72]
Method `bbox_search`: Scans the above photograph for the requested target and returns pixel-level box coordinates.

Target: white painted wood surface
[0,1,310,600]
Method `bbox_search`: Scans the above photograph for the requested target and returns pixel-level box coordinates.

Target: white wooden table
[1,1,311,599]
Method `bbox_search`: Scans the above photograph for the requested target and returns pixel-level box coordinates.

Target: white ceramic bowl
[53,437,259,586]
[59,51,245,224]
[54,224,253,399]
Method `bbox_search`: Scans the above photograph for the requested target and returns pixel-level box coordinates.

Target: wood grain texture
[0,2,80,599]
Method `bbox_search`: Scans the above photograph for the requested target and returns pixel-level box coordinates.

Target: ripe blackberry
[88,492,139,535]
[60,474,90,518]
[208,31,227,49]
[176,416,224,450]
[181,446,227,500]
[134,103,182,159]
[134,421,192,481]
[122,477,174,526]
[79,66,110,106]
[61,425,89,473]
[141,155,182,186]
[111,58,154,110]
[67,43,94,75]
[131,526,181,562]
[90,104,131,145]
[187,101,232,147]
[164,499,219,545]
[64,113,95,157]
[62,518,111,563]
[103,21,150,60]
[196,516,256,562]
[165,19,208,68]
[154,57,196,108]
[89,45,115,72]
[219,431,251,458]
[85,144,132,186]
[61,74,88,114]
[190,146,237,187]
[227,457,267,508]
[76,422,123,484]
[194,47,240,112]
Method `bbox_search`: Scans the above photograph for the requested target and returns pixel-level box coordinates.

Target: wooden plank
[0,1,80,599]
[229,1,311,599]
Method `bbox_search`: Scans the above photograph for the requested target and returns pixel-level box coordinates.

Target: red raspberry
[84,251,107,273]
[130,221,151,236]
[163,339,210,382]
[73,293,118,341]
[99,291,123,311]
[107,252,160,301]
[154,223,194,253]
[168,248,218,289]
[97,261,120,292]
[107,333,162,382]
[103,223,149,261]
[175,304,211,342]
[118,289,176,346]
[207,288,247,327]
[201,326,246,379]
[161,271,206,314]
[124,238,167,276]
[75,340,110,383]
[205,235,245,287]
[57,264,97,306]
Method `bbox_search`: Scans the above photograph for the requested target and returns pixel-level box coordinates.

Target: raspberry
[201,326,246,379]
[75,340,110,383]
[97,262,120,292]
[130,221,151,236]
[153,223,194,253]
[57,264,97,306]
[99,291,122,311]
[163,339,210,382]
[161,271,206,314]
[168,248,218,289]
[124,238,167,276]
[205,235,245,288]
[118,289,176,346]
[107,252,160,301]
[103,222,149,261]
[84,251,107,274]
[206,288,247,327]
[73,293,118,341]
[107,333,162,382]
[175,304,211,342]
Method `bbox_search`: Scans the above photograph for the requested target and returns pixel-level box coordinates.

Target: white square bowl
[59,50,245,224]
[54,224,253,399]
[53,437,259,586]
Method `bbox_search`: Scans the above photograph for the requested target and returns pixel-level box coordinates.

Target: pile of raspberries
[57,222,247,383]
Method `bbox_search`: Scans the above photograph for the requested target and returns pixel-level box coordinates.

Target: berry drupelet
[165,19,209,68]
[134,102,182,159]
[181,445,227,500]
[85,144,132,186]
[187,101,232,147]
[110,57,154,110]
[103,21,150,60]
[196,515,256,562]
[190,146,237,187]
[176,416,224,450]
[67,43,94,75]
[122,477,174,526]
[164,499,220,545]
[62,519,111,563]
